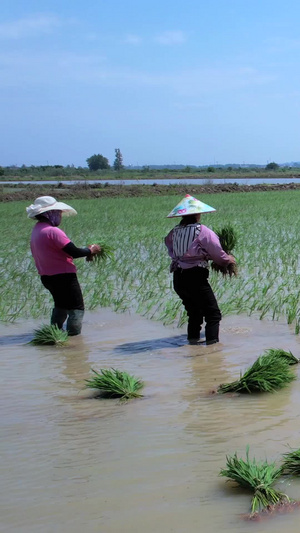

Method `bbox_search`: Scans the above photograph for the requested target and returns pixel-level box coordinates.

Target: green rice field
[2,190,300,332]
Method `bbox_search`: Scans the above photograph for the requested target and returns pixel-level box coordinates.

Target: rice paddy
[2,190,300,333]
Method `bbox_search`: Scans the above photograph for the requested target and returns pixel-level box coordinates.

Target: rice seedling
[5,190,300,333]
[87,241,114,262]
[85,368,144,400]
[211,224,238,277]
[217,353,296,394]
[263,348,299,365]
[220,447,290,516]
[282,448,300,475]
[29,324,68,346]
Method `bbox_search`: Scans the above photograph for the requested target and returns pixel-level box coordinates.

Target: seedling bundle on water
[211,224,238,277]
[263,348,300,365]
[282,448,300,475]
[217,350,296,394]
[220,447,291,518]
[85,368,144,400]
[29,324,68,346]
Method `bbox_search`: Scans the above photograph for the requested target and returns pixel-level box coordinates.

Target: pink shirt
[30,222,76,276]
[165,223,231,270]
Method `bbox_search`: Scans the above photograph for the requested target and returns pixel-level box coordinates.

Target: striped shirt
[172,223,201,257]
[165,223,231,271]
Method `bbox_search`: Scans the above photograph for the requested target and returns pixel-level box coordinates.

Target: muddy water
[1,310,300,533]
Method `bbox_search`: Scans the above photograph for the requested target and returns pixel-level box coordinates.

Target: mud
[2,181,300,202]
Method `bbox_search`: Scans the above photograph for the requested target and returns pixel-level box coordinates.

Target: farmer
[164,194,235,345]
[26,196,101,336]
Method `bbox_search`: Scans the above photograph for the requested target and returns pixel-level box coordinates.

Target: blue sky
[1,0,300,167]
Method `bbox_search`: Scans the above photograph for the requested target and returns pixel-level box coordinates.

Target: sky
[1,0,300,167]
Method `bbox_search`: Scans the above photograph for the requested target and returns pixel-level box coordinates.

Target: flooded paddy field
[2,309,300,533]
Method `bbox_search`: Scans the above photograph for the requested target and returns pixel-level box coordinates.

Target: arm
[164,230,174,258]
[62,242,101,259]
[63,242,92,258]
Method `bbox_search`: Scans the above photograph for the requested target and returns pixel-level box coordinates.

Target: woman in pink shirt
[27,196,100,336]
[165,195,235,346]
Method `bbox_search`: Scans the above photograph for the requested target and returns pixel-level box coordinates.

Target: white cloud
[0,14,61,39]
[154,31,186,45]
[0,50,276,96]
[124,34,142,45]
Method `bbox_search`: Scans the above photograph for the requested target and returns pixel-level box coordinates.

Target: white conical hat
[166,194,216,218]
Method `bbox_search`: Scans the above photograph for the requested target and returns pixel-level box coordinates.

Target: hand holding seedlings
[86,242,114,263]
[86,244,102,261]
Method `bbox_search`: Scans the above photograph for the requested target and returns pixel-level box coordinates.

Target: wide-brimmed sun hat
[166,194,216,218]
[26,196,77,219]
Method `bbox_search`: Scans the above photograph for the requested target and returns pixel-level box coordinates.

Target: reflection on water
[1,310,300,532]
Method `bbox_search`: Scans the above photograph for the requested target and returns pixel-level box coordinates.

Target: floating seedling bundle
[282,448,300,475]
[85,368,144,400]
[217,350,296,394]
[29,324,68,346]
[211,224,238,277]
[263,348,299,366]
[220,447,290,518]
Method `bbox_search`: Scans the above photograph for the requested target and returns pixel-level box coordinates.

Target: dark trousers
[173,267,221,343]
[41,273,85,335]
[41,273,84,310]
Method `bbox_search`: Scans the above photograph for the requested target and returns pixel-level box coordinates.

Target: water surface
[1,310,300,533]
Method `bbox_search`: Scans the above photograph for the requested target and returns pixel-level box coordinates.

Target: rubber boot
[66,309,84,336]
[51,307,68,329]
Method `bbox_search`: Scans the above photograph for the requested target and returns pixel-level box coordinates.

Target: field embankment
[2,181,300,202]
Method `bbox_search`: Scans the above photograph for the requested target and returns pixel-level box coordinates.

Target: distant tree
[207,166,216,173]
[0,166,4,176]
[113,148,124,171]
[265,162,279,170]
[86,154,110,171]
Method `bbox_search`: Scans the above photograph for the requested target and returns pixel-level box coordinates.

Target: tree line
[86,149,124,171]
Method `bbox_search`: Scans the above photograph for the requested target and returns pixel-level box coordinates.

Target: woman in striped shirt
[165,195,235,346]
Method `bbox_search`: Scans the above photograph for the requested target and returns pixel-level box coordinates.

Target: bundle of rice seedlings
[282,448,300,475]
[29,324,68,346]
[88,242,114,263]
[85,368,144,400]
[220,447,289,516]
[217,354,296,394]
[263,348,299,365]
[211,224,238,277]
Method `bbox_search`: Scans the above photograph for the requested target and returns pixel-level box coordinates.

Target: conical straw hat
[166,194,216,218]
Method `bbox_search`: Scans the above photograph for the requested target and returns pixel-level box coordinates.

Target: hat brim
[27,202,77,218]
[167,208,216,218]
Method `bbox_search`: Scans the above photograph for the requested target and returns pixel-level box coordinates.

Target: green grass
[85,368,144,400]
[217,352,296,394]
[220,447,289,515]
[29,324,68,346]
